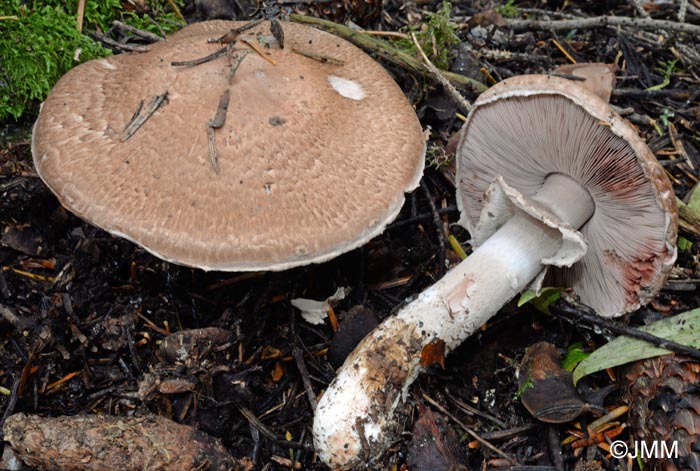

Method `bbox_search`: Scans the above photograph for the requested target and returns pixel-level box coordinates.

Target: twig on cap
[228,50,251,83]
[551,298,700,361]
[410,32,471,114]
[207,89,231,174]
[209,19,264,43]
[123,99,144,133]
[120,92,169,142]
[171,46,227,67]
[270,18,285,49]
[239,37,276,65]
[291,47,345,65]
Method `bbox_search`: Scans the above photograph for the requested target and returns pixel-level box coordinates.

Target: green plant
[0,2,111,120]
[496,0,518,18]
[398,2,460,70]
[647,58,679,92]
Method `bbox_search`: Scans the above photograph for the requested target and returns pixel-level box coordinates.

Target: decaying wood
[3,413,246,471]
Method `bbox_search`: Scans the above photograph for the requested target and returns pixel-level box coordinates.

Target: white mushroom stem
[313,173,595,468]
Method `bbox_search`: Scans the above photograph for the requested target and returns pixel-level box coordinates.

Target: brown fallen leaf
[518,342,596,423]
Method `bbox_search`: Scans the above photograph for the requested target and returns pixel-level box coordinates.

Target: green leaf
[678,236,693,252]
[687,184,700,214]
[561,342,589,372]
[572,308,700,384]
[517,287,565,314]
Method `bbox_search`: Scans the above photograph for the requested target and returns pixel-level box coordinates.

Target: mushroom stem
[313,173,595,467]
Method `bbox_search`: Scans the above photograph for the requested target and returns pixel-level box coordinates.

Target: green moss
[0,0,184,121]
[0,2,111,120]
[397,2,460,70]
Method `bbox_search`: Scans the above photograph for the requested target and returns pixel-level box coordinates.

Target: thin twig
[291,47,345,65]
[171,47,227,67]
[112,20,164,42]
[421,182,447,279]
[229,50,251,82]
[627,0,649,18]
[679,0,689,22]
[91,32,150,52]
[240,37,277,65]
[551,299,700,361]
[410,32,472,114]
[120,92,169,142]
[505,15,700,35]
[422,394,519,465]
[292,346,318,410]
[165,0,186,23]
[209,18,265,43]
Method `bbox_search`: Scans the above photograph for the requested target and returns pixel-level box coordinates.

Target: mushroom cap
[32,20,425,271]
[456,75,677,317]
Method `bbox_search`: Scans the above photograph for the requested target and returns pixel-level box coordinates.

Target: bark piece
[3,413,243,471]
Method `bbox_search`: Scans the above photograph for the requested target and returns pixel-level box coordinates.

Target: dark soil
[1,1,700,470]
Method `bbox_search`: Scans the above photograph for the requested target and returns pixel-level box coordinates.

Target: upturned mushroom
[32,20,425,271]
[313,74,677,467]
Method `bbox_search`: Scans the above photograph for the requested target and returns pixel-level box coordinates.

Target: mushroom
[313,74,677,467]
[31,20,425,271]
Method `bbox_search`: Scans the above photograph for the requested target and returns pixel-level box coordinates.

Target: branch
[505,15,700,35]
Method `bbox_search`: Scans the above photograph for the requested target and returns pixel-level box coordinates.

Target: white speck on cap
[328,76,365,100]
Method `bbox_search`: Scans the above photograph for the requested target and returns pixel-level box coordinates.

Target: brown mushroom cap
[32,20,425,271]
[456,75,677,317]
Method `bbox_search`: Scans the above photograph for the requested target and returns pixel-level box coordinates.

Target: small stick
[240,37,276,65]
[92,32,150,52]
[76,0,86,33]
[551,298,700,361]
[120,92,169,142]
[229,50,251,82]
[292,346,318,410]
[551,39,577,64]
[112,20,164,42]
[165,0,186,23]
[291,47,345,65]
[207,89,231,174]
[410,32,472,114]
[171,46,227,67]
[209,19,265,43]
[421,182,447,278]
[628,0,649,17]
[359,30,410,39]
[123,100,144,133]
[422,394,518,465]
